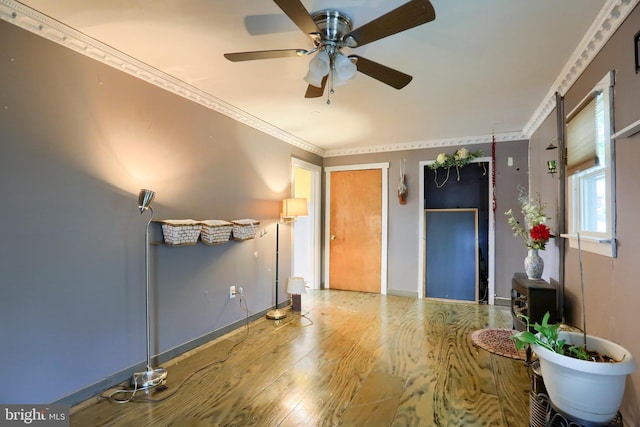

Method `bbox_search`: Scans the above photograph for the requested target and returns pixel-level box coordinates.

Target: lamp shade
[138,189,155,213]
[304,50,330,88]
[282,198,308,219]
[333,53,357,85]
[287,277,306,294]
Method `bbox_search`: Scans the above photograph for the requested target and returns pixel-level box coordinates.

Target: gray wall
[0,20,321,404]
[529,5,640,422]
[323,140,529,300]
[529,111,562,286]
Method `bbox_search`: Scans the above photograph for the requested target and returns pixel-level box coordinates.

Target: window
[564,72,616,257]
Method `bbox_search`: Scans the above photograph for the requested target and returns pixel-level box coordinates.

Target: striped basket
[200,220,233,245]
[160,219,202,246]
[231,219,260,241]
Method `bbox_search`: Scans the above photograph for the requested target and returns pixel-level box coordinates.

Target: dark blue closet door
[425,209,478,302]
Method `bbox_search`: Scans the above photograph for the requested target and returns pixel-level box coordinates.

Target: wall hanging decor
[398,158,408,204]
[429,148,484,188]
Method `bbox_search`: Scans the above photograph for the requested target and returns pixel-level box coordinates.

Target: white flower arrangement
[429,148,481,170]
[429,148,483,188]
[505,188,553,250]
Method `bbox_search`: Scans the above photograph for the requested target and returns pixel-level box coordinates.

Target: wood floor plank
[492,353,530,427]
[338,370,405,427]
[70,290,530,427]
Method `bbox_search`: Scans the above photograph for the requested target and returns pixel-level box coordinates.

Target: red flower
[530,224,551,242]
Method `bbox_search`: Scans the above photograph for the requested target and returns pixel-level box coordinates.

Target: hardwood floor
[71,290,530,426]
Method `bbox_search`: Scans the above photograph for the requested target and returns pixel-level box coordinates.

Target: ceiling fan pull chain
[327,68,333,104]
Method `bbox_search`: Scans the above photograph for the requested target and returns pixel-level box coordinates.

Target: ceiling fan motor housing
[311,10,354,47]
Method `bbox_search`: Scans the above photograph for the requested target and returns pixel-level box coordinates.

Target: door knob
[330,234,336,241]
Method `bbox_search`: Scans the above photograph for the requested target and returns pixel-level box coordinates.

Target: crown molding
[323,132,527,158]
[1,0,636,157]
[522,0,640,137]
[0,0,326,157]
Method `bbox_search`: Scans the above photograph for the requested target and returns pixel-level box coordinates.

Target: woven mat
[471,328,526,361]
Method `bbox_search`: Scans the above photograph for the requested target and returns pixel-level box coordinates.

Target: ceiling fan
[224,0,436,101]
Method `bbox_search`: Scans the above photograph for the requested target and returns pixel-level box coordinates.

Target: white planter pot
[532,331,637,424]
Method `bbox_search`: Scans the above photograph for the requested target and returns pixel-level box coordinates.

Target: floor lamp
[266,198,308,320]
[131,189,168,389]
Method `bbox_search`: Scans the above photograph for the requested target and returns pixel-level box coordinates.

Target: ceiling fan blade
[273,0,319,36]
[224,49,307,62]
[350,55,413,89]
[344,0,435,47]
[304,76,327,98]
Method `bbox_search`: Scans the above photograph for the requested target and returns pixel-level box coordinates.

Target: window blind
[566,95,598,175]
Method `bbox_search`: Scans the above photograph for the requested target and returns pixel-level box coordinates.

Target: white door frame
[418,157,495,304]
[324,162,389,295]
[291,157,322,290]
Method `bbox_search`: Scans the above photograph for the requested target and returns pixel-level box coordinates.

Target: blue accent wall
[425,162,489,301]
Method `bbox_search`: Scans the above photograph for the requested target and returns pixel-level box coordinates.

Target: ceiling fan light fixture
[333,52,357,83]
[303,70,324,88]
[331,75,348,87]
[304,50,330,87]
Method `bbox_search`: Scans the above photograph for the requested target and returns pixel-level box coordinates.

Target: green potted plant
[512,312,636,424]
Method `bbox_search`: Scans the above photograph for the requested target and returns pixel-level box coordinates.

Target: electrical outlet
[229,285,236,299]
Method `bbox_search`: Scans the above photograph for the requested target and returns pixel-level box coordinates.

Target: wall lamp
[546,138,560,178]
[546,137,560,151]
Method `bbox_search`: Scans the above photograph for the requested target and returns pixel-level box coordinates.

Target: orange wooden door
[329,169,382,293]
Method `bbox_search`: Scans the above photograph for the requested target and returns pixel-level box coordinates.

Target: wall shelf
[612,119,640,139]
[149,219,260,246]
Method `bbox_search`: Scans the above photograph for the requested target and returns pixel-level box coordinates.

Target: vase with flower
[505,189,552,279]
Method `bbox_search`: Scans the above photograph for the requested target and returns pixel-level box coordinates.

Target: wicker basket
[231,219,260,241]
[160,219,202,246]
[200,220,233,245]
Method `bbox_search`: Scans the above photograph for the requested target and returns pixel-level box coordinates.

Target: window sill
[612,118,640,139]
[560,234,615,257]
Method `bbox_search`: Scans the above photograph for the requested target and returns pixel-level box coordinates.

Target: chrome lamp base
[131,367,168,389]
[266,308,288,320]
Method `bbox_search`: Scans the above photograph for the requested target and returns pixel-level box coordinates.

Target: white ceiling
[4,0,634,156]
